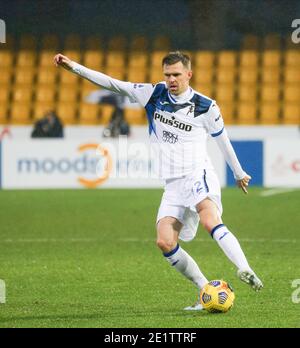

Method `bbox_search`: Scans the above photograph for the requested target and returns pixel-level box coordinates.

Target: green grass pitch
[0,187,299,328]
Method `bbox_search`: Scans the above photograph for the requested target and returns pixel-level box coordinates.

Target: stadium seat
[127,69,147,83]
[0,88,10,103]
[59,69,79,85]
[193,83,213,97]
[62,50,81,63]
[216,69,236,84]
[261,68,280,84]
[193,51,215,69]
[32,101,56,120]
[260,85,280,102]
[129,35,148,51]
[193,69,214,85]
[283,67,300,84]
[239,50,259,68]
[284,50,300,67]
[85,36,102,50]
[0,50,14,68]
[283,85,300,103]
[80,84,99,101]
[13,86,33,103]
[15,68,35,85]
[35,86,56,103]
[56,102,77,124]
[58,87,78,103]
[10,102,32,124]
[83,50,104,70]
[261,50,281,67]
[124,108,147,125]
[236,102,257,124]
[41,34,60,49]
[238,84,257,102]
[106,51,125,68]
[218,102,235,124]
[19,34,37,49]
[259,102,280,124]
[104,67,125,80]
[150,51,168,68]
[16,50,37,67]
[152,35,170,50]
[215,84,235,103]
[241,34,260,49]
[108,36,127,50]
[0,103,8,124]
[0,68,12,85]
[39,50,57,67]
[217,51,237,68]
[36,67,57,85]
[79,103,100,124]
[282,104,300,124]
[263,33,282,49]
[149,69,164,84]
[64,34,81,49]
[128,52,148,68]
[239,69,258,84]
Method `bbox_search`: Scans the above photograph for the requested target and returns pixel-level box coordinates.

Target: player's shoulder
[191,89,217,117]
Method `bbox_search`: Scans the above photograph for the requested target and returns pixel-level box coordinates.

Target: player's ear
[187,70,193,80]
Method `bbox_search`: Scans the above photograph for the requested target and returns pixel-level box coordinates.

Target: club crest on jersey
[154,112,192,132]
[186,103,195,116]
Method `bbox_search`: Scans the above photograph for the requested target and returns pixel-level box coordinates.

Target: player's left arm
[206,103,251,194]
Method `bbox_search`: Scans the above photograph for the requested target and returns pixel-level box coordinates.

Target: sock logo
[172,260,179,266]
[219,232,229,241]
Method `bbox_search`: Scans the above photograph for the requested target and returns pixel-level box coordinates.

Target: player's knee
[200,216,215,233]
[156,238,176,253]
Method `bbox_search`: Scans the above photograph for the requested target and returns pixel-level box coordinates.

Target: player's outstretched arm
[54,53,75,71]
[53,53,154,106]
[236,174,252,195]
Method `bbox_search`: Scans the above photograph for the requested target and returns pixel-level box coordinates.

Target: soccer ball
[200,280,235,313]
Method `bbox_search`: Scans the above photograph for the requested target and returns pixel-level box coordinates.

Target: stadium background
[0,0,300,329]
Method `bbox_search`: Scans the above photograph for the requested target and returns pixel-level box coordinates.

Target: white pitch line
[260,188,296,197]
[0,237,298,244]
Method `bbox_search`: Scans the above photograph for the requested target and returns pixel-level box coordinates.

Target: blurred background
[0,0,299,188]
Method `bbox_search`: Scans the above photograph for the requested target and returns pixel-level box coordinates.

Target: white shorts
[156,168,222,242]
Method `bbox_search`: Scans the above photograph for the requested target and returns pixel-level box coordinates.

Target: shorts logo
[162,131,178,144]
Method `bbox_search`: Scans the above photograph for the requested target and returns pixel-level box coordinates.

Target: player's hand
[54,53,74,70]
[236,174,251,194]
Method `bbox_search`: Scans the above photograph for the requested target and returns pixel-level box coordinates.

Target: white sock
[163,244,208,289]
[211,224,252,272]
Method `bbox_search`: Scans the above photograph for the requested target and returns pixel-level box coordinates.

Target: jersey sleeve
[71,62,155,107]
[204,102,225,137]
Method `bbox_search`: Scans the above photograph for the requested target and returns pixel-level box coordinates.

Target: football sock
[163,244,208,289]
[211,224,252,271]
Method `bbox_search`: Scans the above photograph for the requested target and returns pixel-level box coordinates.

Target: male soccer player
[54,51,263,310]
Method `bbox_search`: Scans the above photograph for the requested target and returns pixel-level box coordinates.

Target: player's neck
[169,86,193,103]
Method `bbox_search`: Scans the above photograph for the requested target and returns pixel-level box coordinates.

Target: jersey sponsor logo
[162,131,178,144]
[154,112,192,132]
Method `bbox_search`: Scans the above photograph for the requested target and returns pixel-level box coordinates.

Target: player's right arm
[54,53,154,106]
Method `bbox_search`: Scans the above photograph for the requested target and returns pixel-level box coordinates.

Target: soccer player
[54,51,263,310]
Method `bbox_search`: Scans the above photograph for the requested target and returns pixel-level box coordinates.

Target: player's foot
[184,296,204,311]
[237,269,263,291]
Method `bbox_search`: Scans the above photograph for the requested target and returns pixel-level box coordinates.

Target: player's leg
[156,216,208,290]
[196,198,263,291]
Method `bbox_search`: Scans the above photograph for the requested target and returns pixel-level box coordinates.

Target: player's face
[163,61,192,95]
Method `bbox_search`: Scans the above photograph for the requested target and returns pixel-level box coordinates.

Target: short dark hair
[162,51,191,69]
